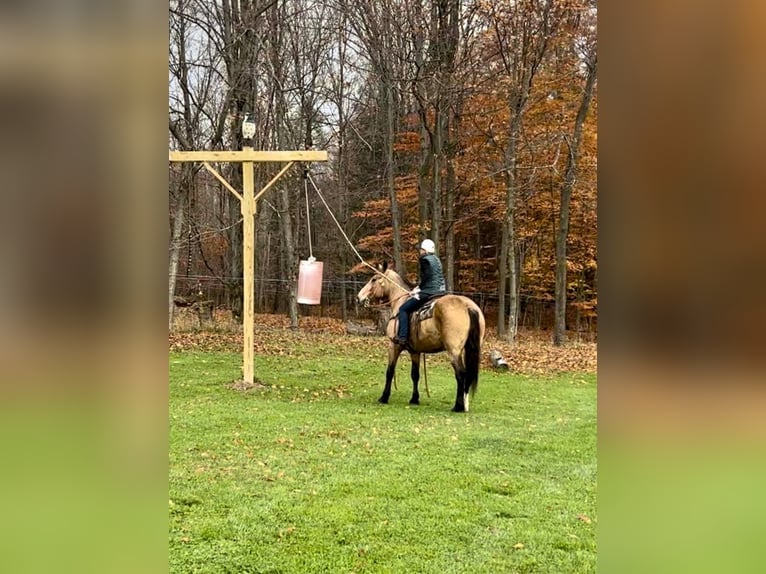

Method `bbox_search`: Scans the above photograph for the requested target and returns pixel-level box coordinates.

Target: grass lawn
[170,343,596,573]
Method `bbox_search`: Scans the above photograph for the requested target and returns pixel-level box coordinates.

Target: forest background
[168,0,597,345]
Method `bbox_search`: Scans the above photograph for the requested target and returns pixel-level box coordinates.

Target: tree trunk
[499,110,522,341]
[444,158,456,291]
[258,221,272,310]
[431,100,443,252]
[226,145,244,320]
[444,82,462,292]
[336,13,349,321]
[491,0,560,340]
[508,228,519,341]
[429,0,459,255]
[168,0,199,330]
[168,3,194,331]
[278,183,299,328]
[385,80,403,272]
[497,220,508,338]
[168,182,186,331]
[412,19,431,239]
[418,119,431,238]
[554,58,597,346]
[269,3,299,329]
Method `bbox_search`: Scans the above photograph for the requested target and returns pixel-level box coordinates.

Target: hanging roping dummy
[296,165,323,305]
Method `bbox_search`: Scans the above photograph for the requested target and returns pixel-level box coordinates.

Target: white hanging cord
[306,173,408,293]
[303,167,314,260]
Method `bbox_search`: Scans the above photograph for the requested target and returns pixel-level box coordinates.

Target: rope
[307,173,408,293]
[303,168,313,259]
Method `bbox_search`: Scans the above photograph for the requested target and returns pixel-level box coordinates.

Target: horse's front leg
[379,343,403,404]
[409,353,421,405]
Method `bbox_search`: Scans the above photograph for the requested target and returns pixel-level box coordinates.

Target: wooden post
[168,148,327,385]
[241,146,255,384]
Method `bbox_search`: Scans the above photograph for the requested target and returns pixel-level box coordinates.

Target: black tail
[464,309,481,396]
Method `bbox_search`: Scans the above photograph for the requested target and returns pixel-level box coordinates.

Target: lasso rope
[306,172,408,294]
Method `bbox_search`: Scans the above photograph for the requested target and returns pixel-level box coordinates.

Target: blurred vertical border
[0,1,167,572]
[600,1,766,572]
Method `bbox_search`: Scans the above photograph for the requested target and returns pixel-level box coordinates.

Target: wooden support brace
[202,161,242,201]
[254,161,295,203]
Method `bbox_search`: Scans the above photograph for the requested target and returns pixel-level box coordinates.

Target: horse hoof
[378,397,389,404]
[451,405,466,413]
[409,399,419,405]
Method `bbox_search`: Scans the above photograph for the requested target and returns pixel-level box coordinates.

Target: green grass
[170,347,596,573]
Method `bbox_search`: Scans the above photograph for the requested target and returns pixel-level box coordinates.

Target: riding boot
[394,321,408,346]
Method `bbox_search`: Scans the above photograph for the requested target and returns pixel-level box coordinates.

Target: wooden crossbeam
[169,150,327,163]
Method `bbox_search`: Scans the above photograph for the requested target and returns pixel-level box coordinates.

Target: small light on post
[242,114,256,144]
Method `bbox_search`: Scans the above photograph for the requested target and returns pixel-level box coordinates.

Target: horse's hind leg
[449,353,467,412]
[409,353,421,405]
[379,345,403,404]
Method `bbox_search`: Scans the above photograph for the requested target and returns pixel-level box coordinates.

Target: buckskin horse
[357,262,486,412]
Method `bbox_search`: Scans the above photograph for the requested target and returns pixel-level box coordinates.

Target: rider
[394,238,446,346]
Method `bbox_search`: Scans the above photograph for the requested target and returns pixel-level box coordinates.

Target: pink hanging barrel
[297,257,323,305]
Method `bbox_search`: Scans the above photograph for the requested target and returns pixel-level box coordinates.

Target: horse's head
[357,262,392,306]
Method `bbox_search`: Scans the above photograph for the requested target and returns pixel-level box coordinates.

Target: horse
[357,262,486,412]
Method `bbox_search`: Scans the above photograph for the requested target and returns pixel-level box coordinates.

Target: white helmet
[420,239,435,254]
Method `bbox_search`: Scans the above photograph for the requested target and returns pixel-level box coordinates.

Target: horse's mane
[385,268,413,290]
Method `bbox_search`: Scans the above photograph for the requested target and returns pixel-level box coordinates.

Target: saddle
[412,293,448,323]
[391,294,448,347]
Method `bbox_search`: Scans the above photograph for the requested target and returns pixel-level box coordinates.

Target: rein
[375,292,410,309]
[358,270,411,317]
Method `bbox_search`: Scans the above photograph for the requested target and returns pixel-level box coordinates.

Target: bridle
[363,272,410,308]
[360,272,410,309]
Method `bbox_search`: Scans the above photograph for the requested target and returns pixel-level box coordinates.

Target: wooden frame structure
[169,147,328,384]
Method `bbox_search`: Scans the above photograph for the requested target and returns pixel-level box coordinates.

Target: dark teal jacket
[418,254,446,296]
